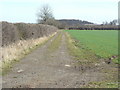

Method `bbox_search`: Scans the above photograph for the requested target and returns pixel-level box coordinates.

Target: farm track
[2,31,118,88]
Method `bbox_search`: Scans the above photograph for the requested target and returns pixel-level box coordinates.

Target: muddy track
[2,31,118,88]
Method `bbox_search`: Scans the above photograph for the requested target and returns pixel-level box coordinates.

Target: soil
[2,31,118,88]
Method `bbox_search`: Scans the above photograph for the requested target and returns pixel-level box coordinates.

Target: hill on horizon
[57,19,94,27]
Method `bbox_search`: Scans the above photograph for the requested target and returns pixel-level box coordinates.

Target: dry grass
[1,32,57,75]
[48,31,62,52]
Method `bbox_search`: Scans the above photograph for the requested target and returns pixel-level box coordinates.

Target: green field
[65,30,118,63]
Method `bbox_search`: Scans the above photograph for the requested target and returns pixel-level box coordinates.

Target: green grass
[65,32,98,64]
[48,31,62,52]
[65,30,118,63]
[65,31,118,88]
[85,81,118,88]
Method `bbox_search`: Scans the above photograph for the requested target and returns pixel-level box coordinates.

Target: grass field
[65,30,118,63]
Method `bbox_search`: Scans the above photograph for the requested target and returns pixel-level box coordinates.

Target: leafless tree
[37,4,54,24]
[109,19,118,25]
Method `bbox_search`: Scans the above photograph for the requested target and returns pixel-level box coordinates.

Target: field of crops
[65,30,118,63]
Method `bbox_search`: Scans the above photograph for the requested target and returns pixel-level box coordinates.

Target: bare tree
[37,4,54,24]
[109,19,118,25]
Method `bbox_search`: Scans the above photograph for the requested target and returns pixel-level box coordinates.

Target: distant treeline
[68,25,119,30]
[55,19,119,30]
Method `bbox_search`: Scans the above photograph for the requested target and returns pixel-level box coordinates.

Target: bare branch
[37,4,54,24]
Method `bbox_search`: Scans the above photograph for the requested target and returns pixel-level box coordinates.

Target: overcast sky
[0,0,119,24]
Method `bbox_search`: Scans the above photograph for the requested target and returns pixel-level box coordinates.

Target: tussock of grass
[112,58,119,64]
[85,81,118,88]
[65,32,98,64]
[48,31,62,52]
[1,32,57,75]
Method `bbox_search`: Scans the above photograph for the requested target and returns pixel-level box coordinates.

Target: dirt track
[2,31,118,88]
